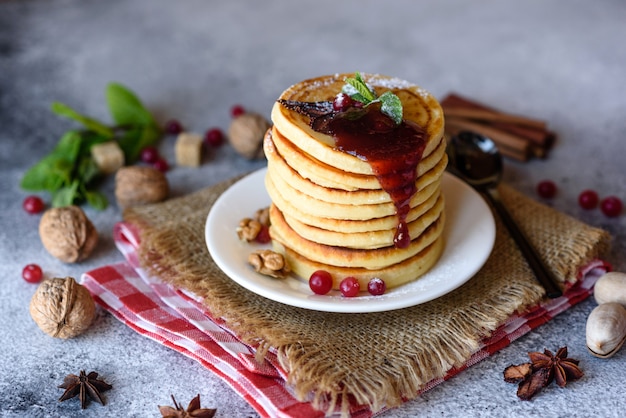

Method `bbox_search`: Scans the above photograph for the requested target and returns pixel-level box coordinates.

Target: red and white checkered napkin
[81,222,610,418]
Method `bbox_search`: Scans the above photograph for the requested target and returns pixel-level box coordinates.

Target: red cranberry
[600,196,623,218]
[339,276,360,297]
[254,225,271,244]
[153,158,169,172]
[309,270,333,295]
[140,146,160,164]
[165,119,184,135]
[23,196,45,214]
[204,128,224,147]
[22,264,43,283]
[536,180,557,199]
[231,105,245,118]
[578,189,599,210]
[367,278,386,296]
[332,93,354,111]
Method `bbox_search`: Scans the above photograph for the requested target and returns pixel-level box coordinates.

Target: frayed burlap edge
[124,176,610,417]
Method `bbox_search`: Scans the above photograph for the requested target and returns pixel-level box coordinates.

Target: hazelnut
[228,112,271,159]
[39,205,98,263]
[29,277,96,339]
[115,166,169,208]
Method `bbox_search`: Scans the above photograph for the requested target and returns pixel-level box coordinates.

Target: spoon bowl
[447,131,562,299]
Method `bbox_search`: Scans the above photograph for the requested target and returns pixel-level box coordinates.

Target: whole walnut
[39,206,98,263]
[115,166,169,208]
[228,112,271,159]
[29,277,96,339]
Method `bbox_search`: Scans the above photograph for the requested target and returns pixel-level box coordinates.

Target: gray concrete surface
[1,0,625,417]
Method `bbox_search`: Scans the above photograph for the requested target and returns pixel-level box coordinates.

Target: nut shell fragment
[175,132,203,167]
[91,141,125,174]
[29,277,96,339]
[586,302,626,358]
[39,206,98,263]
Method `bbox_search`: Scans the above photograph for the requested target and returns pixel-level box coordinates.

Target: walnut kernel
[39,206,98,263]
[228,112,271,159]
[254,207,270,226]
[248,249,290,278]
[115,166,169,208]
[237,218,262,241]
[29,277,96,339]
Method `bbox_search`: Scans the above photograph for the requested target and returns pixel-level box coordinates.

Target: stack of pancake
[264,73,447,290]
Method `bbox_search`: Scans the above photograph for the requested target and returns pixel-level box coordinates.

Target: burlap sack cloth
[124,175,610,415]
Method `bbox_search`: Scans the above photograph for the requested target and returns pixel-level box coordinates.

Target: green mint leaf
[52,180,80,207]
[117,124,161,163]
[116,126,143,162]
[51,102,114,137]
[78,156,100,185]
[378,91,403,125]
[21,131,83,191]
[343,72,376,104]
[85,190,108,210]
[52,131,83,162]
[20,155,59,191]
[106,83,156,127]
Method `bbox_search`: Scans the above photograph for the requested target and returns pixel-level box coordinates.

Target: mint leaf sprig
[20,83,162,210]
[342,72,403,125]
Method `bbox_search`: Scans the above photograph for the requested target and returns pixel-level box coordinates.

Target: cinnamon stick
[443,107,546,130]
[445,119,530,162]
[440,93,556,161]
[441,93,556,149]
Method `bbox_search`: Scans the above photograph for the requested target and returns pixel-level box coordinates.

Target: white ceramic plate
[206,168,495,313]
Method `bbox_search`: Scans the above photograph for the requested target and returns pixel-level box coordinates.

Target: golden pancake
[266,127,448,199]
[264,73,447,292]
[272,235,445,290]
[271,74,444,175]
[265,155,447,220]
[267,177,441,233]
[281,193,444,249]
[269,204,444,269]
[269,126,446,191]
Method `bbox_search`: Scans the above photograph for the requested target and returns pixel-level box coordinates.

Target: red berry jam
[339,276,360,297]
[23,196,45,214]
[536,180,557,199]
[600,196,623,217]
[280,94,427,249]
[367,278,386,296]
[22,264,43,283]
[578,189,599,210]
[309,270,333,295]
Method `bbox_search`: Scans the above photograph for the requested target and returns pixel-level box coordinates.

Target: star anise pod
[503,346,583,400]
[528,346,584,387]
[158,394,216,418]
[58,370,112,409]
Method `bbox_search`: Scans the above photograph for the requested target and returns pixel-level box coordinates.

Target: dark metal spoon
[447,131,562,298]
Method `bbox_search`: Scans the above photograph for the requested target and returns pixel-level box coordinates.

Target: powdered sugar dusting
[365,73,434,98]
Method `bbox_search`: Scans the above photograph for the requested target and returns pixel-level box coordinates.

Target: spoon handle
[484,189,563,299]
